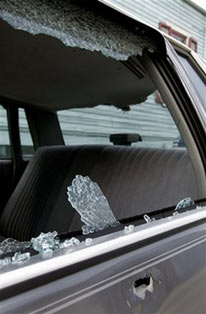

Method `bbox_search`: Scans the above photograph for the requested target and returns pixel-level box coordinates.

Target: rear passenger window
[0,105,11,159]
[19,109,34,157]
[0,106,34,159]
[58,91,183,149]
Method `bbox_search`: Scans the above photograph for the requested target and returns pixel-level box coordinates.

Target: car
[0,0,205,313]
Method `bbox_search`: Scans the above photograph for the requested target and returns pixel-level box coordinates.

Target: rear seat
[0,145,198,241]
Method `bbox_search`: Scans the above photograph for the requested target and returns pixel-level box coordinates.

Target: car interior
[0,1,204,244]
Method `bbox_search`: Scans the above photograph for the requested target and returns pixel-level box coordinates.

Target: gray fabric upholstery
[0,145,198,240]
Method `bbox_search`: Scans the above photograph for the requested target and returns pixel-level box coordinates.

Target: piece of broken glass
[175,197,195,210]
[85,238,93,246]
[0,231,83,268]
[82,225,96,235]
[173,211,179,216]
[12,252,31,264]
[67,175,120,234]
[60,237,80,249]
[124,225,135,234]
[30,231,59,255]
[0,0,158,60]
[0,256,12,268]
[0,238,30,258]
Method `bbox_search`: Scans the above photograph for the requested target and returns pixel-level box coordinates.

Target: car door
[0,207,205,314]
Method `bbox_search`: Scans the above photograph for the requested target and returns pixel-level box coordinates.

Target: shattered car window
[0,175,119,267]
[7,161,197,265]
[0,0,204,282]
[0,0,158,60]
[0,175,197,269]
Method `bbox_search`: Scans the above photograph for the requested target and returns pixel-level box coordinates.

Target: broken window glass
[0,180,121,268]
[67,175,120,234]
[85,238,93,246]
[60,237,80,249]
[0,238,31,267]
[0,232,82,268]
[175,197,195,210]
[0,0,158,60]
[0,238,30,257]
[12,252,31,264]
[124,225,134,233]
[30,231,60,256]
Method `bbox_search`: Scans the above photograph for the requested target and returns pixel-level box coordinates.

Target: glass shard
[0,0,158,60]
[67,175,120,234]
[0,238,30,258]
[85,238,93,246]
[12,252,31,264]
[124,225,134,233]
[175,197,195,210]
[30,231,59,255]
[0,231,84,268]
[82,225,96,235]
[0,257,12,268]
[60,237,80,248]
[172,211,179,216]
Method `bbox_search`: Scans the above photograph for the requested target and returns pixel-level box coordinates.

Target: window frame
[143,42,206,199]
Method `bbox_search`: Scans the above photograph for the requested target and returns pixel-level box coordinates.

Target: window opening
[0,105,11,158]
[19,109,34,157]
[58,92,182,149]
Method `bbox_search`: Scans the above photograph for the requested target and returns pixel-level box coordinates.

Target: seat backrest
[0,145,198,240]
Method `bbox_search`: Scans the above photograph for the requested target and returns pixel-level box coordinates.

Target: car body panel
[1,212,205,313]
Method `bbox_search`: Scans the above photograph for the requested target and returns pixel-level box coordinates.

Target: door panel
[1,222,205,313]
[64,232,206,314]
